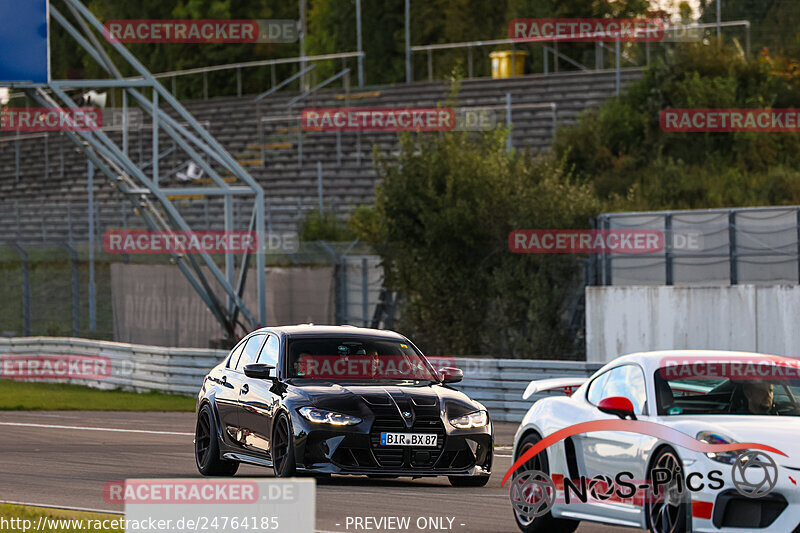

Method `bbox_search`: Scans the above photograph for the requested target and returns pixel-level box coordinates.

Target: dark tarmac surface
[0,411,639,533]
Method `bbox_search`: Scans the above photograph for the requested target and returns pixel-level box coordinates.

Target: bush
[298,209,357,242]
[553,41,800,209]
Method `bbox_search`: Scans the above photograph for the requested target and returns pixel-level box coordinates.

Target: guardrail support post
[153,90,159,186]
[237,68,242,97]
[729,210,737,285]
[505,92,512,152]
[356,0,364,87]
[60,132,65,178]
[797,208,800,283]
[258,102,264,167]
[665,213,674,286]
[297,117,303,168]
[203,71,208,100]
[428,49,433,81]
[543,46,548,75]
[62,242,80,337]
[88,158,96,333]
[362,257,369,327]
[595,42,602,70]
[615,39,621,95]
[317,161,323,215]
[602,216,612,285]
[467,45,473,78]
[15,130,20,182]
[11,243,31,336]
[44,132,49,180]
[745,23,751,55]
[553,42,558,72]
[404,0,412,83]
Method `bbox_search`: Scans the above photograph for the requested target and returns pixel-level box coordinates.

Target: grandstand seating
[0,68,642,242]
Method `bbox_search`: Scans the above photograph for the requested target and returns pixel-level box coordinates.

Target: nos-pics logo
[503,420,784,521]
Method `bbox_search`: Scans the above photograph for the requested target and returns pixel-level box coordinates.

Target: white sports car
[507,350,800,533]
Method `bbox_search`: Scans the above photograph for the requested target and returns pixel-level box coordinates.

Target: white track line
[0,421,192,436]
[0,500,118,514]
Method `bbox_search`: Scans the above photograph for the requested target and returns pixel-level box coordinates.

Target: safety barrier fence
[0,337,602,421]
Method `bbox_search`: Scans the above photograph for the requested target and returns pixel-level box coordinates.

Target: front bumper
[291,413,493,477]
[684,452,800,532]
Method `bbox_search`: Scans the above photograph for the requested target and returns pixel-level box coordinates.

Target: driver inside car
[742,380,775,414]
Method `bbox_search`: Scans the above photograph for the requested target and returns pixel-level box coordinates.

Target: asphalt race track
[0,411,638,533]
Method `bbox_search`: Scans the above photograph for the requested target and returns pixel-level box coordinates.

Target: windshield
[656,371,800,416]
[286,337,439,382]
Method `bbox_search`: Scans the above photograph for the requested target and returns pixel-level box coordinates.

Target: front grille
[369,404,445,469]
[331,446,377,468]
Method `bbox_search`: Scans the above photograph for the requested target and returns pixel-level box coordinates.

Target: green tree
[553,41,800,209]
[356,126,599,357]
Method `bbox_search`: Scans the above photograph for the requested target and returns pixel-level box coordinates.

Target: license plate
[380,432,437,447]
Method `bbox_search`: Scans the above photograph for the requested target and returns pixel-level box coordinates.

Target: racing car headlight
[298,406,361,426]
[697,431,740,465]
[449,410,488,429]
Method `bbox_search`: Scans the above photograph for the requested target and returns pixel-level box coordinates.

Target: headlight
[449,410,488,429]
[697,431,740,464]
[298,406,361,426]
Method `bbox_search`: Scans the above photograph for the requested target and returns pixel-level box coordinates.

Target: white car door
[571,365,649,526]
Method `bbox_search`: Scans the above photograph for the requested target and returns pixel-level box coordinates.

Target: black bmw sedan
[194,325,492,486]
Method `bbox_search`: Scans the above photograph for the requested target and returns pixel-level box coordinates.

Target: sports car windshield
[656,371,800,416]
[286,337,439,381]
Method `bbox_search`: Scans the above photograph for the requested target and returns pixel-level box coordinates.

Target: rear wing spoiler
[522,377,589,400]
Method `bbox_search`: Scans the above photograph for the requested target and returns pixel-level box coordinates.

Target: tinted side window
[602,365,647,415]
[226,339,247,369]
[235,335,266,371]
[587,371,610,405]
[258,335,279,367]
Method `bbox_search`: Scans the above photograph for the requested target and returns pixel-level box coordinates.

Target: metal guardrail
[0,337,601,421]
[146,51,365,99]
[410,20,752,94]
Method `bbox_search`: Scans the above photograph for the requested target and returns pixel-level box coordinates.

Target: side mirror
[439,367,463,384]
[597,396,637,420]
[244,363,275,380]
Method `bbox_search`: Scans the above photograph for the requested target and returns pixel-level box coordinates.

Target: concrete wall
[111,264,335,347]
[586,285,800,362]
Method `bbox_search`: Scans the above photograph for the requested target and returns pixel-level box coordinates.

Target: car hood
[286,381,482,421]
[663,416,800,467]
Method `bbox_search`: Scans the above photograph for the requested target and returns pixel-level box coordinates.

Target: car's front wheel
[195,404,239,476]
[271,413,297,477]
[511,433,579,533]
[646,447,691,533]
